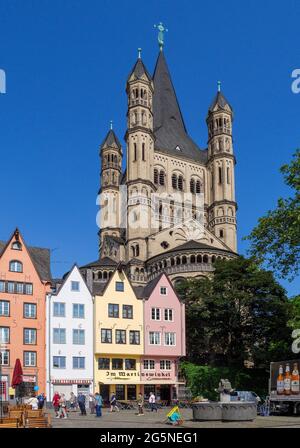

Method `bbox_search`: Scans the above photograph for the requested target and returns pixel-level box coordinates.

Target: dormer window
[12,241,22,250]
[9,260,23,273]
[175,145,181,151]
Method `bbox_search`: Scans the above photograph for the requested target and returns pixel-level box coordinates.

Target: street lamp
[0,343,8,420]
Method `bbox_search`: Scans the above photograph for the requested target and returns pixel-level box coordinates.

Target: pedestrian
[52,391,60,417]
[137,393,144,416]
[78,392,87,416]
[58,393,67,419]
[110,393,119,412]
[89,394,96,414]
[37,392,45,410]
[149,392,157,412]
[94,393,103,417]
[69,392,77,412]
[27,393,39,410]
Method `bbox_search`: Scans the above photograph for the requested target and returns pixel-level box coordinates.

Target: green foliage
[288,295,300,330]
[246,149,300,280]
[180,362,269,399]
[177,256,292,368]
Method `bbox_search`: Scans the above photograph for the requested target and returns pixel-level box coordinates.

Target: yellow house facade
[94,267,143,402]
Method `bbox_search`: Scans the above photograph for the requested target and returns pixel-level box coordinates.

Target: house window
[24,328,37,345]
[53,356,66,369]
[53,302,65,317]
[25,283,33,295]
[112,358,123,370]
[12,241,22,250]
[149,332,160,345]
[116,330,126,344]
[115,281,124,292]
[143,360,155,370]
[73,357,85,369]
[0,281,5,293]
[160,360,172,370]
[160,287,167,295]
[9,260,23,273]
[101,329,112,343]
[7,282,14,293]
[129,330,140,345]
[165,332,176,346]
[71,281,80,291]
[125,359,136,370]
[24,303,37,319]
[122,305,133,319]
[98,358,110,370]
[73,304,85,318]
[108,304,119,318]
[0,327,10,344]
[16,283,23,294]
[116,384,125,400]
[164,309,173,321]
[53,328,66,344]
[0,301,10,317]
[151,308,160,321]
[24,351,36,367]
[0,350,9,366]
[73,329,85,345]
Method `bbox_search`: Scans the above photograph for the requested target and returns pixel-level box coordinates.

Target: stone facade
[86,47,238,286]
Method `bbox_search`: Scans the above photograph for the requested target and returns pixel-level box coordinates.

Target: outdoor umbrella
[11,358,23,388]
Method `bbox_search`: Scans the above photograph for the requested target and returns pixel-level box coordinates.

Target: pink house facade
[139,273,186,403]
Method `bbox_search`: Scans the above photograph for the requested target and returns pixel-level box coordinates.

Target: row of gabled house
[0,229,185,404]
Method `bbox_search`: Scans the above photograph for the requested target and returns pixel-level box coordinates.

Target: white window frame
[24,351,36,367]
[71,281,80,292]
[0,327,9,344]
[53,302,66,317]
[24,303,37,319]
[53,328,66,344]
[53,356,66,369]
[72,356,85,369]
[0,350,9,366]
[149,331,161,346]
[24,328,37,345]
[160,359,172,370]
[164,308,174,322]
[0,300,10,317]
[164,332,176,346]
[143,359,155,370]
[73,329,85,345]
[151,307,161,321]
[73,303,85,319]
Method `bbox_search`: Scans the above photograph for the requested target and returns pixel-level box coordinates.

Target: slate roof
[208,91,232,113]
[0,240,52,282]
[80,256,118,269]
[100,129,122,150]
[147,239,235,260]
[153,51,208,164]
[127,58,152,82]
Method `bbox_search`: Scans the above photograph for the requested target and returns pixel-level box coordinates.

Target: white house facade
[46,265,94,400]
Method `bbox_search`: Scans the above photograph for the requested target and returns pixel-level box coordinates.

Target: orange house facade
[0,229,51,400]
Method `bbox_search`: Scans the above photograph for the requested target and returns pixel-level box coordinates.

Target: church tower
[207,83,237,252]
[125,50,155,264]
[98,126,123,256]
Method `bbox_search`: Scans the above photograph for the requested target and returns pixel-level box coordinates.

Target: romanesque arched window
[182,256,187,265]
[135,244,140,257]
[203,255,208,263]
[172,173,177,189]
[190,255,195,264]
[154,169,158,184]
[142,143,145,160]
[196,180,201,194]
[178,175,184,191]
[190,178,195,193]
[196,255,202,263]
[159,170,165,186]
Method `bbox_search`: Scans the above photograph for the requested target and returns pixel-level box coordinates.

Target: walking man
[110,392,119,412]
[137,393,144,416]
[149,392,157,412]
[94,392,103,417]
[78,392,87,416]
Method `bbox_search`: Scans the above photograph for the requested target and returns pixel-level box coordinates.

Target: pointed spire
[127,52,152,83]
[208,83,232,114]
[100,127,122,151]
[153,50,186,133]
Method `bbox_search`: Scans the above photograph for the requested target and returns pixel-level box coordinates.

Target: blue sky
[0,0,299,296]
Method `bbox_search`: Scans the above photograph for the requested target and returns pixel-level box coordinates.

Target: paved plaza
[49,408,300,429]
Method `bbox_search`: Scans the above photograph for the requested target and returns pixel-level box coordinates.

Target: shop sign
[141,371,171,378]
[105,371,140,378]
[22,375,36,383]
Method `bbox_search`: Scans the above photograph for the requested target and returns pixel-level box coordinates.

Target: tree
[177,257,292,368]
[288,295,300,330]
[246,149,300,280]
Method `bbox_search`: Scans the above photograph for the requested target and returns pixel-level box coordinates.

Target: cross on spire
[154,22,168,51]
[217,80,221,92]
